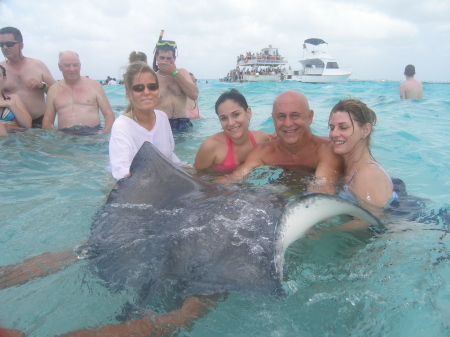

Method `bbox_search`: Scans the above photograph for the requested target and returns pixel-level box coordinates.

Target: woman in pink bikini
[194,89,271,171]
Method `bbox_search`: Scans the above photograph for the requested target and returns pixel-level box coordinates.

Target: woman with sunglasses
[0,64,32,130]
[194,88,271,171]
[109,61,180,180]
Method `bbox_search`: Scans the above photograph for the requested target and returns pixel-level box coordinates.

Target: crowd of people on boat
[222,66,286,82]
[237,52,284,63]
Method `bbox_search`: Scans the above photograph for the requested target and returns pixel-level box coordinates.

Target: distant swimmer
[42,51,115,132]
[399,64,423,100]
[152,32,198,131]
[0,26,56,128]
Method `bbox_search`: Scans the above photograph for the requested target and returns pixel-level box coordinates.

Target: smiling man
[152,39,198,131]
[0,26,56,127]
[216,90,344,194]
[42,51,115,132]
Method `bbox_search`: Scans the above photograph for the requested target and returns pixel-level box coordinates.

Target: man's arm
[41,86,57,129]
[94,82,115,132]
[24,60,56,93]
[174,68,199,101]
[309,142,344,194]
[399,84,406,100]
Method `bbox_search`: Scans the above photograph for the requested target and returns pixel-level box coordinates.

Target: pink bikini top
[211,132,257,171]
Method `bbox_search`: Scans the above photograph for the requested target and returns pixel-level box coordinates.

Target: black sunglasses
[132,83,159,92]
[0,41,19,48]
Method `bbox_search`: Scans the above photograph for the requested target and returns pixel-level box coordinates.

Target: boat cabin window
[326,62,339,69]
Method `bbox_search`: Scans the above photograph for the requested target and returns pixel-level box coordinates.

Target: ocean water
[0,80,449,336]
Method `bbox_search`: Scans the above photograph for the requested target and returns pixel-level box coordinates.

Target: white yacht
[288,38,352,83]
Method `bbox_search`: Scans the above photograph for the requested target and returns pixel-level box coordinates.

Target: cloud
[1,0,449,81]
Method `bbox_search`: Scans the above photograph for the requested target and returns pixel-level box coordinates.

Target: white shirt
[109,111,180,180]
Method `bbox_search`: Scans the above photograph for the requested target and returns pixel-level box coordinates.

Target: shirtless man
[0,26,56,127]
[42,51,115,132]
[152,39,198,131]
[399,64,423,100]
[216,90,344,194]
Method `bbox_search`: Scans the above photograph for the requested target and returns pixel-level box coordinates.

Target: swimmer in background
[0,26,56,128]
[328,99,397,210]
[42,51,115,133]
[186,72,202,119]
[399,64,423,100]
[194,88,271,171]
[0,64,32,129]
[152,37,198,131]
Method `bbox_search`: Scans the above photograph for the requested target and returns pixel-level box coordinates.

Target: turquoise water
[1,80,449,336]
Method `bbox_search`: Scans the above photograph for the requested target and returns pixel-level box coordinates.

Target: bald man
[216,90,344,194]
[42,51,115,132]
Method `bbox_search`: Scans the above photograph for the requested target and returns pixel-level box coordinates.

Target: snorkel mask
[152,30,178,72]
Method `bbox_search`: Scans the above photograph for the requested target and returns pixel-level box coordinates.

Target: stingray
[80,142,382,314]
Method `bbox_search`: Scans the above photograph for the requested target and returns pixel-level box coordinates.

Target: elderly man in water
[42,51,115,132]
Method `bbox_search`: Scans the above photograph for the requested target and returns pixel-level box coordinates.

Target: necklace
[156,71,169,78]
[130,108,156,128]
[130,108,139,124]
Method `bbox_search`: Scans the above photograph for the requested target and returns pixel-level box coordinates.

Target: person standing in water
[186,72,201,119]
[399,64,423,100]
[109,61,180,180]
[152,35,198,131]
[42,51,115,132]
[0,26,56,127]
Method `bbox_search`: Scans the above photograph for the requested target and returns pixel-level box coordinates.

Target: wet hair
[123,61,159,113]
[129,51,147,63]
[329,99,377,147]
[215,88,249,114]
[0,26,23,42]
[404,64,416,77]
[0,64,6,77]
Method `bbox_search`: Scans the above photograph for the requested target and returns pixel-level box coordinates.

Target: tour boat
[221,45,288,82]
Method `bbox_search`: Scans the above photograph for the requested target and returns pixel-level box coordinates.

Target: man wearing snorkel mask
[152,38,198,131]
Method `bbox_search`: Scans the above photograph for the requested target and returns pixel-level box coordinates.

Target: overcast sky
[1,0,449,82]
